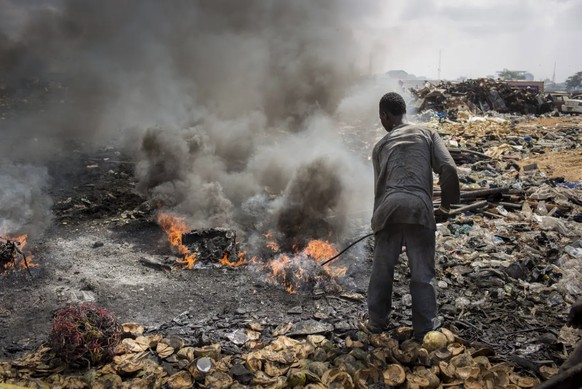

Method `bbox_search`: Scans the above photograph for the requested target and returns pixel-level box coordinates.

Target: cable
[319,232,374,267]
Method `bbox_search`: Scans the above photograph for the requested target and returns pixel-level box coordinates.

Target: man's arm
[431,131,460,209]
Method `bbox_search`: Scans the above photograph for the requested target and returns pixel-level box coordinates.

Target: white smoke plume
[0,0,384,248]
[0,163,52,237]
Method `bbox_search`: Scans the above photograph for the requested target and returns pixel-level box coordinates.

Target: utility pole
[438,49,442,80]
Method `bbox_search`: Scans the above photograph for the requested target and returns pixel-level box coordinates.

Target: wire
[319,232,374,267]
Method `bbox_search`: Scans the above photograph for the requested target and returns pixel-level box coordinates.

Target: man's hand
[567,299,582,329]
[435,205,450,223]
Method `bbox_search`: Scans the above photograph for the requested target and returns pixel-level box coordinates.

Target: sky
[371,0,582,82]
[0,0,580,83]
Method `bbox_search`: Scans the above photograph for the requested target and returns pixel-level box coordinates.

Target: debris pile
[49,304,121,368]
[0,319,550,388]
[422,116,582,364]
[0,236,32,275]
[410,79,554,118]
[182,228,238,264]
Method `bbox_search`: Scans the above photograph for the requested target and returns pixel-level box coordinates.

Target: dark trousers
[367,223,438,340]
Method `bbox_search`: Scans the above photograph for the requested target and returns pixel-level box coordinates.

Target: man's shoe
[414,318,443,342]
[357,314,389,335]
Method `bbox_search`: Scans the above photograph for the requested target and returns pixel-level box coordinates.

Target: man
[366,92,460,341]
[562,298,582,371]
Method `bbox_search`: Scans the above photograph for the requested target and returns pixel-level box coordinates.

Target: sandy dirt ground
[517,116,582,181]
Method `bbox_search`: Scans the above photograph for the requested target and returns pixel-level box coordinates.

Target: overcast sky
[372,0,582,82]
[1,0,580,83]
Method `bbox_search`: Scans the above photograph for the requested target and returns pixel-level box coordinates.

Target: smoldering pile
[138,115,371,275]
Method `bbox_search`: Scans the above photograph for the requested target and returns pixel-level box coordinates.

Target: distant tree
[565,71,582,91]
[497,69,526,81]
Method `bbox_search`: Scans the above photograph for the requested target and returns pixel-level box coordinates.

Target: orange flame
[219,252,248,267]
[266,254,297,294]
[305,239,346,277]
[264,232,280,252]
[304,239,338,262]
[156,213,196,269]
[258,234,347,293]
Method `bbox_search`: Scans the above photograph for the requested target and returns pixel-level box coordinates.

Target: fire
[264,232,280,252]
[157,213,252,268]
[257,234,347,294]
[266,254,299,294]
[155,215,347,293]
[156,213,197,269]
[219,252,248,267]
[1,234,37,274]
[304,239,338,262]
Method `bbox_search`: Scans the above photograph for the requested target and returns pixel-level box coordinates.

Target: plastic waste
[565,245,582,258]
[535,201,548,216]
[197,357,212,373]
[455,296,471,309]
[496,205,509,216]
[538,216,573,236]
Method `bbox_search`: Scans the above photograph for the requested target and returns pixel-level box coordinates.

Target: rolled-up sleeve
[431,132,460,209]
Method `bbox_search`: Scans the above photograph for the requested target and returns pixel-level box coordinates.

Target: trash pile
[423,116,582,365]
[410,79,554,118]
[0,319,548,388]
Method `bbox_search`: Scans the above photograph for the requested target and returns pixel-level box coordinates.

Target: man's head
[379,92,406,131]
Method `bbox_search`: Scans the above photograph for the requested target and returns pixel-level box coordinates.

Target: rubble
[422,115,582,372]
[410,78,555,118]
[182,228,238,263]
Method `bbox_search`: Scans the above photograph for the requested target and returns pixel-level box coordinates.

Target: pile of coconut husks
[0,318,552,389]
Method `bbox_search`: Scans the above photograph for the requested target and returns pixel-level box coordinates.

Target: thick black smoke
[0,0,379,246]
[276,158,345,250]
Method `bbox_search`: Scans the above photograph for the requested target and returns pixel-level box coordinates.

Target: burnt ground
[0,150,372,357]
[0,124,579,379]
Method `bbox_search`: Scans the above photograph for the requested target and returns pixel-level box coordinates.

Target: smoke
[0,0,383,248]
[275,158,344,250]
[0,163,53,238]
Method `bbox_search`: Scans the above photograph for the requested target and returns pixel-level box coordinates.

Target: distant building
[517,71,535,81]
[504,80,544,93]
[386,70,416,80]
[497,69,535,81]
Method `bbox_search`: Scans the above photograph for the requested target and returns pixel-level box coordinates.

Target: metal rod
[448,200,489,215]
[321,199,487,267]
[320,233,374,267]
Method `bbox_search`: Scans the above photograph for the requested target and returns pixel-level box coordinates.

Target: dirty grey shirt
[371,123,460,232]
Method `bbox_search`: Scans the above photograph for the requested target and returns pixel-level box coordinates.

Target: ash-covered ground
[0,143,373,359]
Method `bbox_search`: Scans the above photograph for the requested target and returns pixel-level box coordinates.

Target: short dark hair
[379,92,406,115]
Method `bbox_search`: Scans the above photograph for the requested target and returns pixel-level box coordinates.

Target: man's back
[371,123,458,232]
